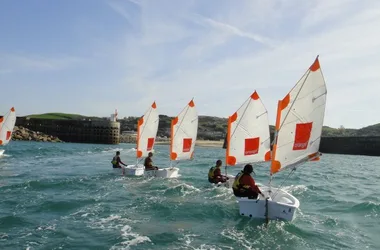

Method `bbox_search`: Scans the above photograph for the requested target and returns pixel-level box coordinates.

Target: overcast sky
[1,0,379,129]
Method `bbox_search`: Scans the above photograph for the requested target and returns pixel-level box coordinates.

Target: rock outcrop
[12,126,63,143]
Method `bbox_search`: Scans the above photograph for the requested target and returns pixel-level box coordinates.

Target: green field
[25,113,88,120]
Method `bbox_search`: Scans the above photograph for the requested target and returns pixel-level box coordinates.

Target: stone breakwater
[12,126,63,143]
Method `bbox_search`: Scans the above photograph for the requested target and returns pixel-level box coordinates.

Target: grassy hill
[26,113,87,120]
[355,123,380,136]
[21,112,380,139]
[23,113,102,121]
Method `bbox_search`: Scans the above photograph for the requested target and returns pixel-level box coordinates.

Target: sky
[0,0,379,129]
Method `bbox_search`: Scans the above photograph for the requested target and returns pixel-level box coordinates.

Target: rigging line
[0,110,12,132]
[171,111,189,153]
[172,101,197,151]
[139,106,154,140]
[230,97,253,138]
[278,69,312,132]
[170,101,195,162]
[271,168,296,199]
[173,103,192,139]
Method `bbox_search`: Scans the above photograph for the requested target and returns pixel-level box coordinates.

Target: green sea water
[0,141,379,250]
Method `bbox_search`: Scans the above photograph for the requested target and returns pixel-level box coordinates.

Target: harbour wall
[319,136,380,156]
[15,117,120,144]
[222,133,380,157]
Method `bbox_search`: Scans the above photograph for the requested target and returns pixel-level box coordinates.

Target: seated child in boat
[144,152,159,170]
[111,151,127,168]
[208,160,229,183]
[232,164,263,199]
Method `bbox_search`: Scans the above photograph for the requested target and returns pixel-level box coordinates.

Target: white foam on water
[178,232,233,250]
[178,231,234,250]
[106,223,151,250]
[180,233,199,246]
[119,225,151,248]
[64,203,104,221]
[282,184,308,194]
[102,148,136,154]
[204,187,234,200]
[196,244,231,250]
[0,233,8,239]
[221,228,257,250]
[88,214,144,232]
[162,183,201,197]
[36,224,56,231]
[25,241,39,249]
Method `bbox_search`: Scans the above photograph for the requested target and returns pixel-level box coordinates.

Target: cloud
[0,69,12,75]
[101,0,380,128]
[192,14,276,47]
[0,53,85,72]
[2,0,380,129]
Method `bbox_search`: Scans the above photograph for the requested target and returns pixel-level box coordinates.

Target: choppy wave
[0,141,379,249]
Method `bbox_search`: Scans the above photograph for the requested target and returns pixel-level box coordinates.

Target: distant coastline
[7,112,380,156]
[14,112,380,138]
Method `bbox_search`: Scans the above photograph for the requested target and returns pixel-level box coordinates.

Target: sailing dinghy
[221,91,271,188]
[0,107,17,156]
[144,99,198,178]
[123,102,159,176]
[237,56,327,221]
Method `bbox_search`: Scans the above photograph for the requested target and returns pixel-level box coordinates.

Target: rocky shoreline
[12,126,63,143]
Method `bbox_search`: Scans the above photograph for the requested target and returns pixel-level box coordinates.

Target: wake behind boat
[237,56,327,221]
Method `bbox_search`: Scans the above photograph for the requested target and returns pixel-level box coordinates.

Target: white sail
[136,102,159,158]
[271,56,327,174]
[170,99,198,161]
[226,91,271,166]
[0,107,16,146]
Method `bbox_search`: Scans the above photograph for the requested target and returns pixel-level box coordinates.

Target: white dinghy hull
[237,185,300,221]
[144,167,179,178]
[123,164,145,176]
